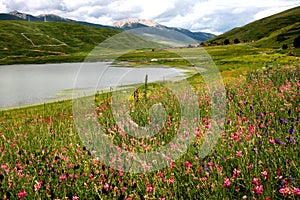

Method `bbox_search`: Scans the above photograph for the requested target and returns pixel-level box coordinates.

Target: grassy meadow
[0,43,299,199]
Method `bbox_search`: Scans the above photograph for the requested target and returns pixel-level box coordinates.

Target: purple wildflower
[279,118,287,124]
[275,139,283,145]
[288,109,292,116]
[289,124,294,134]
[227,119,231,125]
[290,137,295,144]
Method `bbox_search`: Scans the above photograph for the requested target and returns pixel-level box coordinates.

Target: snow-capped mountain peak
[112,18,162,28]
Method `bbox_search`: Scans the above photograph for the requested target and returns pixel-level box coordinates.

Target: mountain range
[111,18,215,42]
[0,11,120,30]
[0,11,215,42]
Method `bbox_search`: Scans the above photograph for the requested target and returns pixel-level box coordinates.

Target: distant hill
[0,21,163,64]
[112,18,215,42]
[1,11,215,42]
[0,11,120,30]
[206,6,300,48]
[0,13,25,20]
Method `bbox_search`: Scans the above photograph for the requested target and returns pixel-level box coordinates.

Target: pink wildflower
[201,177,207,182]
[279,186,291,196]
[18,189,27,199]
[236,151,242,157]
[261,171,268,177]
[232,168,241,179]
[222,177,231,188]
[59,174,67,182]
[233,135,239,141]
[253,185,263,195]
[72,196,79,200]
[252,177,260,185]
[205,124,211,129]
[195,128,201,137]
[185,161,192,170]
[89,173,94,179]
[103,183,109,190]
[34,181,42,191]
[147,185,153,193]
[293,187,300,195]
[269,139,275,144]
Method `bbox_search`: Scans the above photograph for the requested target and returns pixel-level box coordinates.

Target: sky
[0,0,299,35]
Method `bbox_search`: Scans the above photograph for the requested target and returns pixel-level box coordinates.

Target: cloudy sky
[0,0,299,35]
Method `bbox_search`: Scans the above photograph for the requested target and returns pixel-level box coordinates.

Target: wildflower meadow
[0,64,299,199]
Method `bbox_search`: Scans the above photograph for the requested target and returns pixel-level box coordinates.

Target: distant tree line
[203,36,300,48]
[223,38,241,45]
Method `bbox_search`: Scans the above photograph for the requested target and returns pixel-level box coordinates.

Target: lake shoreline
[0,62,192,110]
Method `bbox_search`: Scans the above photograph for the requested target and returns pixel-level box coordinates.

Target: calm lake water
[0,62,187,109]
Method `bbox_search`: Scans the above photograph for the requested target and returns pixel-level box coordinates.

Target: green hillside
[0,21,174,65]
[0,20,165,65]
[0,21,122,64]
[206,6,300,48]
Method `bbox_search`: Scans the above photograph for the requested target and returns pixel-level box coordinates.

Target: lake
[0,62,187,109]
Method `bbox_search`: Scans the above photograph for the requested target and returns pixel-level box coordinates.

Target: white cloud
[254,6,297,20]
[0,1,8,13]
[0,0,299,34]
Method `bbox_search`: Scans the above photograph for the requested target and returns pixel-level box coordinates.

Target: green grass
[113,44,299,79]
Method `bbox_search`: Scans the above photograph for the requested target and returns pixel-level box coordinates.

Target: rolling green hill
[0,21,163,65]
[206,6,300,48]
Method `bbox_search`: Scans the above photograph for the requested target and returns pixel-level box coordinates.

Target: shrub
[224,39,230,45]
[293,36,300,48]
[234,38,240,44]
[282,44,288,50]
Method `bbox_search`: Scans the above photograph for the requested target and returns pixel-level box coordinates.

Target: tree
[224,39,230,45]
[294,36,300,48]
[234,38,240,44]
[282,44,288,50]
